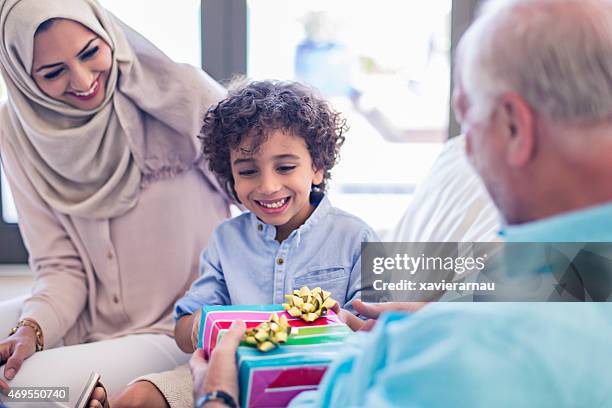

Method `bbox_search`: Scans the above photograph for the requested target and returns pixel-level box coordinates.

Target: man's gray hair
[458,0,612,123]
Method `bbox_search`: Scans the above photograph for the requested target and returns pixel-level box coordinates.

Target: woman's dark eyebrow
[35,37,98,72]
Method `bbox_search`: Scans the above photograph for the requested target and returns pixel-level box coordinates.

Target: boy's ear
[313,168,324,186]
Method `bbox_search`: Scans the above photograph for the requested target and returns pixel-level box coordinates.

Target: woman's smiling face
[31,18,112,110]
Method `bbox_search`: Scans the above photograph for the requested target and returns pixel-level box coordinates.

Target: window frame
[0,179,28,264]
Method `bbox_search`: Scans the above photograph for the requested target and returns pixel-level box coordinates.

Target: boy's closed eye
[277,164,297,173]
[238,168,258,177]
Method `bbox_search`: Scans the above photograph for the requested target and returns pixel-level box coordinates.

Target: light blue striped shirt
[175,194,378,318]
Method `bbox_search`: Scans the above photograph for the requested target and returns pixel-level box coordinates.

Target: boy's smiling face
[231,129,324,241]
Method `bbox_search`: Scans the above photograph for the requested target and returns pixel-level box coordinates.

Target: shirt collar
[249,192,332,242]
[501,201,612,243]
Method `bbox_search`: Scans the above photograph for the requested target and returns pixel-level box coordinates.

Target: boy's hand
[191,309,202,350]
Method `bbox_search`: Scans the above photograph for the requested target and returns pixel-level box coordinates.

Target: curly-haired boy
[174,80,378,353]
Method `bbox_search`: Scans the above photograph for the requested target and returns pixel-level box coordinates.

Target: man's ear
[498,93,536,168]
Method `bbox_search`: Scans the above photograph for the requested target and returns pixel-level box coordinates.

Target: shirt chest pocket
[293,265,350,304]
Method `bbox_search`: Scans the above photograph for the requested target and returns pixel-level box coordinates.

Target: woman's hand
[0,326,38,394]
[190,320,246,406]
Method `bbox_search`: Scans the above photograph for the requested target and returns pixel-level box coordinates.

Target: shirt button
[257,224,263,231]
[112,294,120,304]
[107,251,114,260]
[277,257,284,265]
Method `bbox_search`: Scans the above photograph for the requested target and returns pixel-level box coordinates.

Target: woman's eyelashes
[42,46,99,81]
[80,46,99,60]
[44,68,64,80]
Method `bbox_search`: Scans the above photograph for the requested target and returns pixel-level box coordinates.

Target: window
[247,0,450,232]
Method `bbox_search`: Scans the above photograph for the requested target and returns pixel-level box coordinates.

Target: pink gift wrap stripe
[248,366,327,408]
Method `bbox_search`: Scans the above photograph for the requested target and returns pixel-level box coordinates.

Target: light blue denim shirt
[290,202,612,408]
[175,193,378,318]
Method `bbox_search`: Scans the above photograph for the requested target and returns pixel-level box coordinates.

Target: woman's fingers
[88,384,108,408]
[0,340,17,394]
[3,342,33,380]
[0,328,37,383]
[0,378,9,395]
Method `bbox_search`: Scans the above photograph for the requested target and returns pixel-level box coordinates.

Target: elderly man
[190,0,612,407]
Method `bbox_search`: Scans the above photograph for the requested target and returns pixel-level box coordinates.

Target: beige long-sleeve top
[0,125,229,348]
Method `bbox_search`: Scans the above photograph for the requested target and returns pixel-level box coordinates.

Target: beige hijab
[0,0,225,218]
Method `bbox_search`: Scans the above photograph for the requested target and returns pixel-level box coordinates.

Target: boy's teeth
[259,198,287,208]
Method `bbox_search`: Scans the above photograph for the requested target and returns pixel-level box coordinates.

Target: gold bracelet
[9,319,44,352]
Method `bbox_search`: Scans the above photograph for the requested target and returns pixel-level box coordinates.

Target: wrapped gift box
[198,304,352,408]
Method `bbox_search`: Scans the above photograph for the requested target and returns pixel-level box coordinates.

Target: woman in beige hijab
[0,0,230,405]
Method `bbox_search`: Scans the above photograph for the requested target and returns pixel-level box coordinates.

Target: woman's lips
[68,78,100,101]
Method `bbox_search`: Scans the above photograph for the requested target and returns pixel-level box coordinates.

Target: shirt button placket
[274,243,289,303]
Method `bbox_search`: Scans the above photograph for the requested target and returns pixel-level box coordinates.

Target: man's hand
[335,300,428,332]
[190,320,246,405]
[353,299,428,319]
[0,326,37,394]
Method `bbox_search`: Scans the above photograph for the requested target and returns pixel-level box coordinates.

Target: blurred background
[0,0,482,266]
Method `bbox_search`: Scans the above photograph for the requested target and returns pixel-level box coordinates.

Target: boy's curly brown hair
[199,79,347,201]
